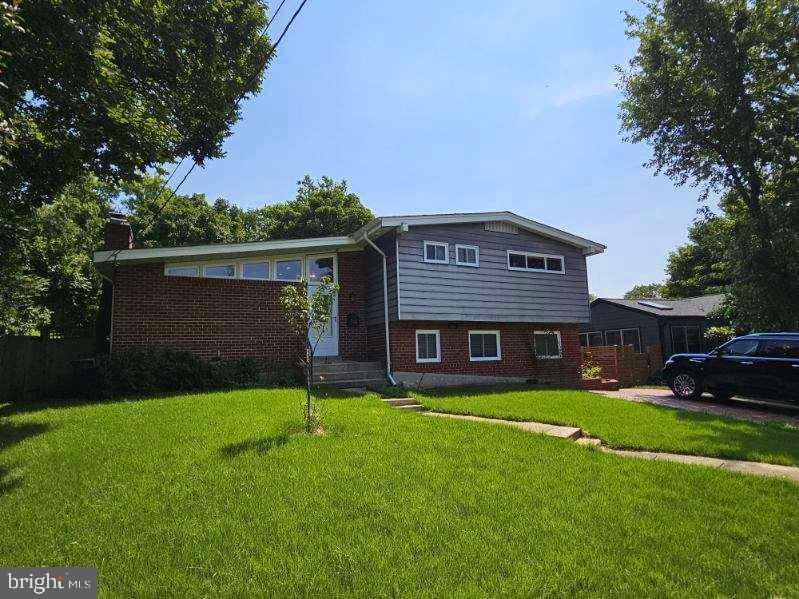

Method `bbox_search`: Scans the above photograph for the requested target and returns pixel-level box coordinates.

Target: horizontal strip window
[165,265,199,278]
[423,241,449,264]
[241,261,269,280]
[204,264,236,279]
[507,251,564,274]
[469,330,501,361]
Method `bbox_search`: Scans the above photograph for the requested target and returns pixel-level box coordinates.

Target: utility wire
[106,0,310,262]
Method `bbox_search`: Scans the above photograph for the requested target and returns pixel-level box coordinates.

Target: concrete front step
[394,404,424,412]
[314,377,386,388]
[312,370,385,383]
[382,398,418,407]
[314,361,382,374]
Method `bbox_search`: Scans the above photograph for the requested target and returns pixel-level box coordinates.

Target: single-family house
[94,211,605,387]
[580,295,726,363]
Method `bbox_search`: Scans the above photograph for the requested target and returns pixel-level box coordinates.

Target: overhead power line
[109,0,311,260]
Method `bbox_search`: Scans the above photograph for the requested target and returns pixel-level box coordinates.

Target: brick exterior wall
[390,321,582,386]
[581,344,662,387]
[336,251,368,362]
[110,251,370,368]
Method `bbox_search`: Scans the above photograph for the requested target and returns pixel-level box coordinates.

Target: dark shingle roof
[594,294,726,318]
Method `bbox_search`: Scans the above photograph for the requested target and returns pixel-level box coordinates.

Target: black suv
[662,333,799,402]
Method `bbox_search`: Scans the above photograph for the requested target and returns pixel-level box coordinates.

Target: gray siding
[583,301,662,350]
[365,230,398,326]
[395,223,591,323]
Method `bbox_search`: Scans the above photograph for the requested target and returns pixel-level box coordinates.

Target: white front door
[307,254,339,357]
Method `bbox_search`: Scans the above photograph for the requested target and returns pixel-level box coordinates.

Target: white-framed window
[204,263,236,279]
[533,330,562,359]
[241,260,270,280]
[468,330,501,361]
[455,244,479,267]
[307,256,334,281]
[507,250,565,274]
[415,330,441,363]
[579,331,603,348]
[423,241,449,264]
[275,259,303,281]
[165,265,199,277]
[604,328,642,353]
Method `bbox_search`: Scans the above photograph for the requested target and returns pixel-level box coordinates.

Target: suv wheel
[671,372,702,399]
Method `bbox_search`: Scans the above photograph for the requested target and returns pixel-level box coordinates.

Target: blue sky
[182,0,706,298]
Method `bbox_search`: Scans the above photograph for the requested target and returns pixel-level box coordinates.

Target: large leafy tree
[623,283,666,300]
[261,176,374,239]
[0,0,272,331]
[663,209,734,298]
[619,0,799,329]
[0,175,112,335]
[121,172,250,248]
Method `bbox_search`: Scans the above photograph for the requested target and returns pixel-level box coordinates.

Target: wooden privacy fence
[581,344,663,388]
[0,336,96,400]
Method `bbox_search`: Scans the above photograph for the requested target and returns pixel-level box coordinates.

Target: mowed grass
[1,389,798,597]
[416,386,799,466]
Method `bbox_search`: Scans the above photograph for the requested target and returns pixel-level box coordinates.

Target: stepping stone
[576,437,602,447]
[425,412,581,440]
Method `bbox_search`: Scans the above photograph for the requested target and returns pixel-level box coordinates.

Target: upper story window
[533,330,562,359]
[204,264,236,278]
[507,251,565,274]
[416,330,441,363]
[423,241,449,264]
[469,330,501,361]
[455,244,479,267]
[165,265,199,277]
[276,259,303,281]
[241,261,269,280]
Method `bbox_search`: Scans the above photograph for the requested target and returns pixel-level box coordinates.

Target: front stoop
[312,360,386,388]
[382,397,425,411]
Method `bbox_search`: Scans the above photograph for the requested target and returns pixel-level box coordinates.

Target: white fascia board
[363,212,606,255]
[93,235,359,264]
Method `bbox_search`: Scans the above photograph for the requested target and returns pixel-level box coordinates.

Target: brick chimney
[104,212,134,250]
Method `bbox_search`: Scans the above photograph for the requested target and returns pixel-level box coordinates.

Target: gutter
[361,233,397,386]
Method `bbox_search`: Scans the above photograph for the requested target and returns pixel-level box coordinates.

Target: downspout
[363,234,397,385]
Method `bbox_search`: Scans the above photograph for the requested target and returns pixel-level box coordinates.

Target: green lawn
[415,386,799,466]
[1,388,798,596]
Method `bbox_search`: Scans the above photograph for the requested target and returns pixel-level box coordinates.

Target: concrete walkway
[593,388,799,427]
[423,411,799,484]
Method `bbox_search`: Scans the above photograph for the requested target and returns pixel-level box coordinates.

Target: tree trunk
[305,343,312,433]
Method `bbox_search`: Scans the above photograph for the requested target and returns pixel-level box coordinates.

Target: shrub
[704,326,736,351]
[581,351,603,380]
[93,348,299,398]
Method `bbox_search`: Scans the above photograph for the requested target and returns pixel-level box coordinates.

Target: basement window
[533,330,562,359]
[469,331,501,361]
[416,330,441,363]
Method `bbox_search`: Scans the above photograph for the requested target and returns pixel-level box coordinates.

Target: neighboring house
[94,211,605,387]
[580,295,726,362]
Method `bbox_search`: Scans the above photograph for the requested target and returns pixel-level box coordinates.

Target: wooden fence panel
[0,336,95,400]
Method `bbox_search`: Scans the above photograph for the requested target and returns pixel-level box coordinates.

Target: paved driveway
[594,387,799,426]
